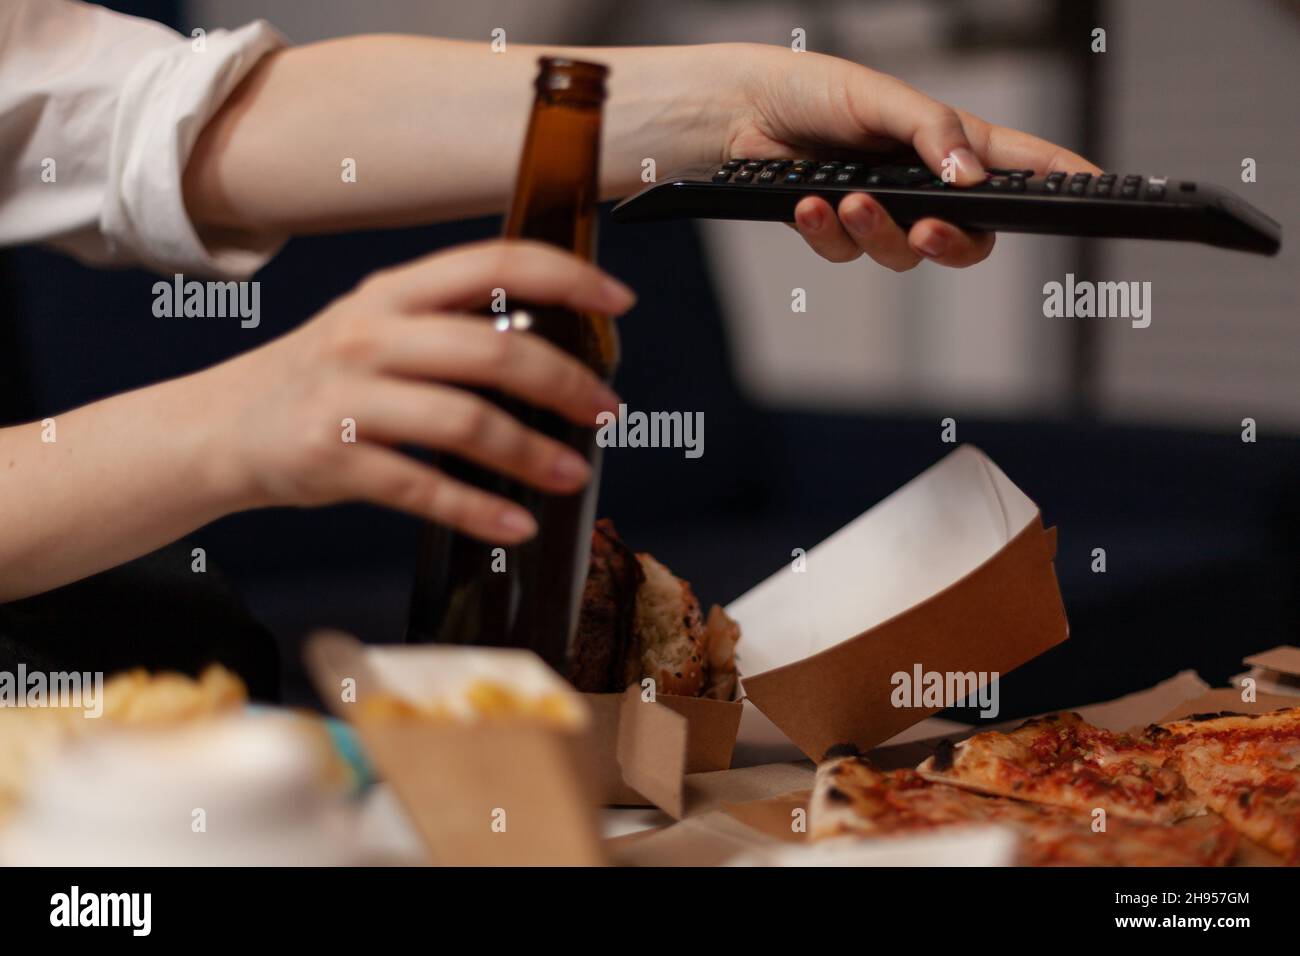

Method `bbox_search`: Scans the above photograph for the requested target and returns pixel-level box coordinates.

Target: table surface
[357,716,968,864]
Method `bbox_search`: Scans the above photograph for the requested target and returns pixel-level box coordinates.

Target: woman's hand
[206,239,632,544]
[717,44,1102,271]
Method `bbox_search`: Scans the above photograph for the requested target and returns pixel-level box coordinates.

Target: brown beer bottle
[406,58,616,675]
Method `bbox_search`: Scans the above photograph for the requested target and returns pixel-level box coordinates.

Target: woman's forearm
[0,239,636,601]
[183,37,746,236]
[182,34,1097,271]
[0,374,242,601]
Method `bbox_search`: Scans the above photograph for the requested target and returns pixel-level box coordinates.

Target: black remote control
[612,158,1281,255]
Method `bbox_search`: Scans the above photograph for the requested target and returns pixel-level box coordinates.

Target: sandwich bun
[629,553,706,697]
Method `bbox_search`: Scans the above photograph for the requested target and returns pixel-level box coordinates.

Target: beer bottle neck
[504,98,602,258]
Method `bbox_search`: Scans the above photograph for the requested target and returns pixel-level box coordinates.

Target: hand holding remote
[720,44,1101,269]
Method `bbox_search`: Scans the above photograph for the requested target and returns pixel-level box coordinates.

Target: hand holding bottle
[203,239,633,542]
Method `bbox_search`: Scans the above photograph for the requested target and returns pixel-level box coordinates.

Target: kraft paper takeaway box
[725,444,1069,762]
[308,446,1067,826]
[604,444,1068,814]
[586,688,741,809]
[306,632,604,866]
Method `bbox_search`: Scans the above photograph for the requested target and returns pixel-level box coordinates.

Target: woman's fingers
[793,196,862,262]
[836,193,921,272]
[356,378,592,494]
[956,109,1101,176]
[234,238,635,527]
[364,238,636,315]
[908,218,996,268]
[362,315,619,428]
[854,73,987,185]
[797,191,925,271]
[798,196,994,270]
[849,73,1098,183]
[335,444,538,544]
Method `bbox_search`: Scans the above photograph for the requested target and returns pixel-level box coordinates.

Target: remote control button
[987,167,1035,178]
[712,169,733,183]
[1097,173,1117,184]
[986,176,1008,190]
[765,160,789,173]
[1093,179,1113,197]
[792,161,815,173]
[1009,174,1027,192]
[1046,171,1067,182]
[810,171,830,184]
[868,165,932,186]
[1043,172,1065,194]
[784,172,803,184]
[742,161,764,172]
[733,170,754,183]
[834,171,859,184]
[816,162,840,173]
[1123,174,1142,185]
[1121,182,1139,198]
[721,160,743,170]
[842,163,864,174]
[1146,183,1165,200]
[757,169,777,183]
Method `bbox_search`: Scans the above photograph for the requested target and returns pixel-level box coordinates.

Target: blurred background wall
[3,0,1298,714]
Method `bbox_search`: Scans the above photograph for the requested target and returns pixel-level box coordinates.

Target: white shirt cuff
[101,20,288,279]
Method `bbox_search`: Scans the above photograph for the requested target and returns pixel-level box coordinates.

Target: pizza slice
[1148,706,1300,863]
[915,712,1202,824]
[812,750,1236,866]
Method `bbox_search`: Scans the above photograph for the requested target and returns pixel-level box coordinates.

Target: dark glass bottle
[406,58,616,675]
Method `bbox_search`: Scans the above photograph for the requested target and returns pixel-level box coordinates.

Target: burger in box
[567,519,744,808]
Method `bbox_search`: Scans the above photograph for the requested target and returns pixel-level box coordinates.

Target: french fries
[0,664,248,821]
[360,679,581,728]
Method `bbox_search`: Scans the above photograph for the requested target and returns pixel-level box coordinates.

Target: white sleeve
[0,1,287,279]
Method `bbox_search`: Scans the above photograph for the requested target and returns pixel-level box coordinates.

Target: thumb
[862,75,986,186]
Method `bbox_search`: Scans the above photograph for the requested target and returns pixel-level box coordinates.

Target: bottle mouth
[535,57,609,102]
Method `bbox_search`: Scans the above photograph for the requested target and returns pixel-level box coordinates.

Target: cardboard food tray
[727,444,1068,761]
[1231,645,1300,699]
[597,444,1067,812]
[587,688,742,809]
[305,631,604,866]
